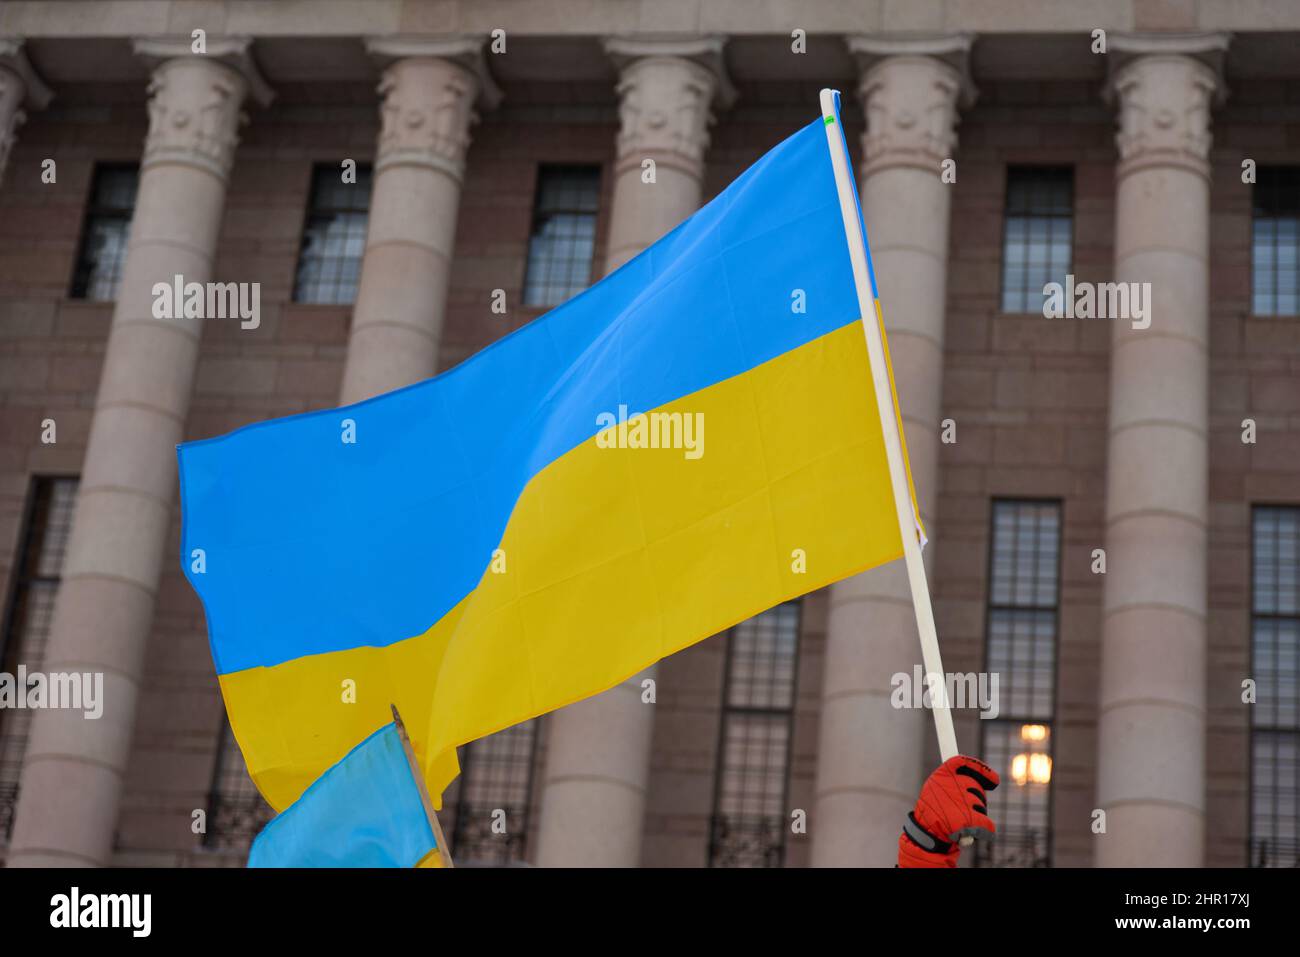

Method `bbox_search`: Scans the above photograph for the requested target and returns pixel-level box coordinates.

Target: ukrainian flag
[179,91,922,812]
[248,721,444,868]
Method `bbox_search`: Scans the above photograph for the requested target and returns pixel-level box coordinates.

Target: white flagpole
[818,88,961,765]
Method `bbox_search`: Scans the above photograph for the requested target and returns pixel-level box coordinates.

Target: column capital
[603,35,734,180]
[0,38,55,183]
[364,51,483,181]
[133,36,274,106]
[1106,31,1230,91]
[847,34,975,179]
[0,38,54,110]
[604,35,736,109]
[847,33,977,108]
[364,35,502,111]
[1104,33,1230,181]
[130,49,256,181]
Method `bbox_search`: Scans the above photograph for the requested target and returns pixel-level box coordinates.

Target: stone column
[7,39,269,867]
[0,39,54,185]
[1095,34,1227,868]
[534,37,732,868]
[811,35,973,868]
[341,39,498,405]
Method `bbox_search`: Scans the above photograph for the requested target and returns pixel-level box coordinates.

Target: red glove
[897,755,1000,868]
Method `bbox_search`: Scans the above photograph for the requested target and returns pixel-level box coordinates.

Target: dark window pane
[70,166,139,300]
[1253,168,1300,317]
[204,721,274,857]
[709,601,800,868]
[522,166,601,307]
[978,500,1061,868]
[978,721,1053,867]
[1000,167,1073,313]
[0,478,80,852]
[293,165,373,304]
[450,719,538,866]
[1251,506,1300,867]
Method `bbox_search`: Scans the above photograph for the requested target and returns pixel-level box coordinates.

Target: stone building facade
[0,1,1297,868]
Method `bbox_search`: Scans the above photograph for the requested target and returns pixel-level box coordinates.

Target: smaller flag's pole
[818,89,962,766]
[391,704,455,868]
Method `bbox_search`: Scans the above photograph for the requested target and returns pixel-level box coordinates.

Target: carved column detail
[376,57,478,180]
[0,38,54,185]
[1112,53,1220,180]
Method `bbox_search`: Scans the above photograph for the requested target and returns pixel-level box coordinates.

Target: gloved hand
[897,755,1000,868]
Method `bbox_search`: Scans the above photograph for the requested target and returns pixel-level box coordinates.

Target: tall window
[977,500,1061,868]
[292,164,373,304]
[0,477,78,849]
[709,601,801,868]
[451,719,539,865]
[521,165,601,307]
[1251,506,1299,867]
[70,165,139,300]
[1252,167,1299,316]
[1000,167,1073,313]
[203,721,274,855]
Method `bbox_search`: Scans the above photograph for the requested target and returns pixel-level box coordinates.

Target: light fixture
[1020,723,1049,743]
[1011,751,1053,786]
